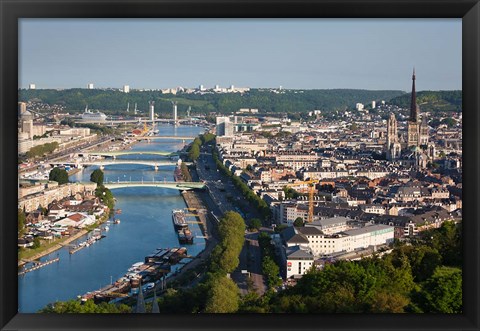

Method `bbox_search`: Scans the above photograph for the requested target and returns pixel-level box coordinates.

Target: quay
[81,247,189,302]
[18,257,60,276]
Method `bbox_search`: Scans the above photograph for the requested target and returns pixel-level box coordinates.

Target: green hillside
[389,90,462,112]
[19,88,405,115]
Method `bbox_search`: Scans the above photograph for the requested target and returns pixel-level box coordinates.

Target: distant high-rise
[123,85,130,93]
[29,84,36,90]
[216,116,233,137]
[87,83,94,89]
[149,101,155,122]
[371,101,376,109]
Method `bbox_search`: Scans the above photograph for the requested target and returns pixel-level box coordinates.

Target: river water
[18,125,206,313]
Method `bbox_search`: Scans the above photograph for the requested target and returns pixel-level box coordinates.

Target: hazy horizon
[19,19,462,91]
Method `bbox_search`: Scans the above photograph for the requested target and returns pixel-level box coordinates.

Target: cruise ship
[79,106,107,122]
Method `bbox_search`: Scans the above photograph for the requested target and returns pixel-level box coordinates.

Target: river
[18,124,206,313]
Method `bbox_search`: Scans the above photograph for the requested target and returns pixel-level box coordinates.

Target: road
[194,145,266,295]
[230,231,267,295]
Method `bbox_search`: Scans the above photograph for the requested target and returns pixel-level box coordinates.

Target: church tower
[386,113,401,160]
[419,116,429,145]
[407,68,420,147]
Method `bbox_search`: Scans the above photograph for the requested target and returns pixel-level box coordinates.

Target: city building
[18,102,27,115]
[285,246,315,279]
[282,223,394,257]
[18,182,97,212]
[216,116,234,137]
[123,85,130,93]
[87,83,94,89]
[29,84,36,90]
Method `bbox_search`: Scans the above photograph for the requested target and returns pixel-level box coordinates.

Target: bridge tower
[149,101,155,123]
[172,101,178,126]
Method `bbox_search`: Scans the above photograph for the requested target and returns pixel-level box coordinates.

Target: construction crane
[286,179,319,223]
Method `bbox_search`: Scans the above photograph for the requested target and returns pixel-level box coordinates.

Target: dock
[18,257,60,276]
[69,229,106,255]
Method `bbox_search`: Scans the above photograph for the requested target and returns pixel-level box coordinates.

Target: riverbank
[163,180,220,285]
[18,212,111,266]
[18,229,87,266]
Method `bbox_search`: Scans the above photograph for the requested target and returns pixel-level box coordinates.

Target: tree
[407,245,442,282]
[188,143,200,162]
[49,167,69,184]
[274,224,289,233]
[209,212,246,273]
[18,209,26,237]
[417,266,462,313]
[370,291,410,313]
[95,185,115,211]
[32,237,41,249]
[282,186,300,200]
[248,218,262,231]
[239,291,269,313]
[201,133,216,144]
[293,217,304,227]
[441,117,457,128]
[262,256,282,288]
[39,299,131,313]
[349,123,359,131]
[90,169,104,186]
[204,276,240,313]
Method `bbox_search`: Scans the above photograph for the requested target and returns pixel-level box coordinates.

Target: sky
[19,19,462,91]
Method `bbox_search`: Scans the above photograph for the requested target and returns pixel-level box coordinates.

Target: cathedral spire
[410,67,418,122]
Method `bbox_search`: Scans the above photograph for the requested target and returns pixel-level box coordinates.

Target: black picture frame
[1,0,479,330]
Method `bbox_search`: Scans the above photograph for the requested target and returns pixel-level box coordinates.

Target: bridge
[51,160,186,171]
[81,151,178,158]
[130,136,196,141]
[104,181,206,191]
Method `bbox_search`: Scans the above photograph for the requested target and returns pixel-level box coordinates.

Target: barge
[172,209,188,230]
[178,228,194,244]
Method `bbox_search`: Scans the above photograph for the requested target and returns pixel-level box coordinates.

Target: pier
[18,257,60,276]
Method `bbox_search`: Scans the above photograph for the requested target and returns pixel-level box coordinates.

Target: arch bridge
[104,181,205,191]
[80,151,178,158]
[51,160,188,171]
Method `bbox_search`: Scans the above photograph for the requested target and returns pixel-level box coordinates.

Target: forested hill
[18,88,405,114]
[389,90,462,112]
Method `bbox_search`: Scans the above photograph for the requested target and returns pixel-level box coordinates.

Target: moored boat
[172,209,188,230]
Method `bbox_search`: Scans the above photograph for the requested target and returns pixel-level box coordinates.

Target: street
[194,145,266,295]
